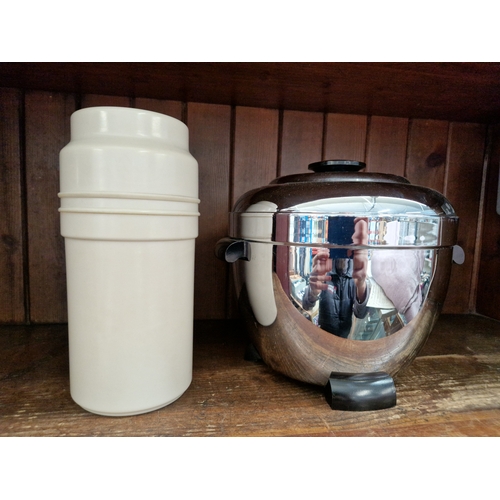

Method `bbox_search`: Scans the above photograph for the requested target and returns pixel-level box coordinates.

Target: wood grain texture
[443,122,487,314]
[232,106,280,206]
[279,110,324,176]
[80,94,131,108]
[2,62,500,123]
[1,315,499,436]
[0,80,495,324]
[476,124,500,319]
[187,103,232,319]
[0,88,25,323]
[133,98,183,121]
[365,116,409,175]
[405,119,449,191]
[227,106,280,318]
[323,113,367,162]
[25,91,75,323]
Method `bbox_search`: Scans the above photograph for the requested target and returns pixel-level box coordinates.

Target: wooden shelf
[1,314,500,436]
[1,62,500,123]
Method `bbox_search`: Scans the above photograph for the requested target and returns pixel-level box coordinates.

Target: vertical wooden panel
[280,110,323,176]
[443,122,487,314]
[25,91,75,323]
[0,88,25,323]
[476,124,500,319]
[230,106,279,318]
[134,98,183,121]
[187,103,231,320]
[323,113,367,162]
[233,106,279,206]
[405,119,449,191]
[80,94,131,108]
[365,116,409,175]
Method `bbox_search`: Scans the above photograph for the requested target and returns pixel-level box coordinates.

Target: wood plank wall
[477,124,500,320]
[0,87,492,324]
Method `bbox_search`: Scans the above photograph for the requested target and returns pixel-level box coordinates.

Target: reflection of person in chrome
[371,249,424,323]
[302,218,370,338]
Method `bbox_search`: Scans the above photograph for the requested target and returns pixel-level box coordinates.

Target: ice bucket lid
[229,160,458,249]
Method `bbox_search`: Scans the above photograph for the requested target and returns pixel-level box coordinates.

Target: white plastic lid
[60,106,198,199]
[70,106,189,150]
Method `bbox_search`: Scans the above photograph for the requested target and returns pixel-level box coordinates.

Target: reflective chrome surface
[230,195,458,248]
[287,245,435,340]
[224,162,459,384]
[231,194,457,340]
[227,166,459,348]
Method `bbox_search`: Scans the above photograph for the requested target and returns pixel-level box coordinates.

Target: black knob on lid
[308,160,366,173]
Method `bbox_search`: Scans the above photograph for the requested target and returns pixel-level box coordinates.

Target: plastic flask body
[59,107,199,416]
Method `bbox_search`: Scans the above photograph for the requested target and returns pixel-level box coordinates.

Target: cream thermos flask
[59,107,199,416]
